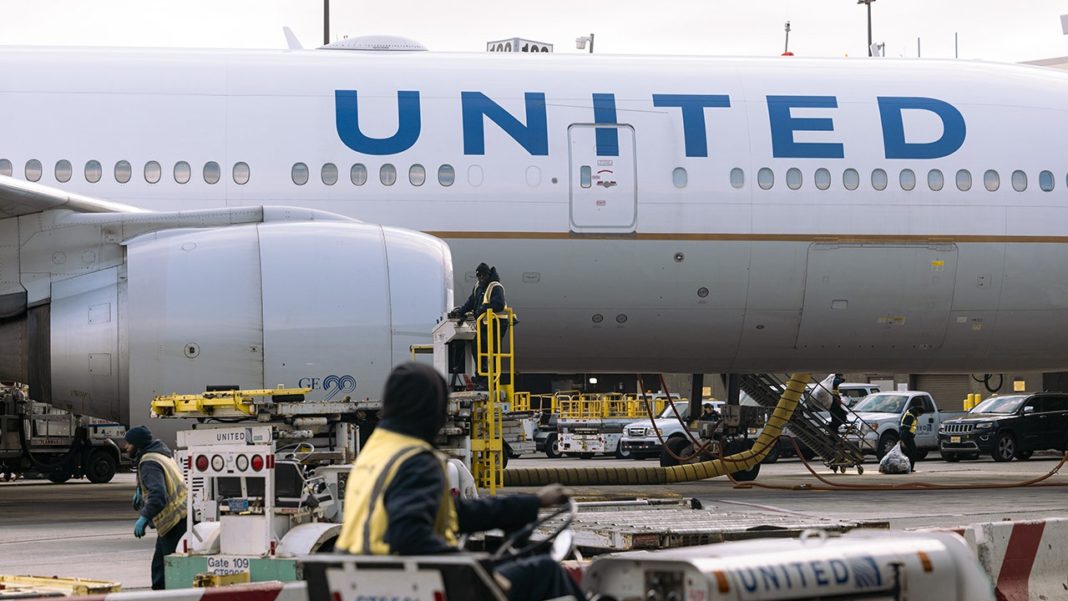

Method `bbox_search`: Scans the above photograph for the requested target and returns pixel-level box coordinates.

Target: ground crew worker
[827,374,849,434]
[448,263,508,387]
[336,362,585,601]
[899,404,925,472]
[124,425,188,590]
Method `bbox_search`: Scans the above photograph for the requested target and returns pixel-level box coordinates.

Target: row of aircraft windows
[291,162,456,187]
[675,167,1058,193]
[0,158,252,185]
[2,157,1060,195]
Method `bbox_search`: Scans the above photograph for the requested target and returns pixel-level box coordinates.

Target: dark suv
[938,393,1068,462]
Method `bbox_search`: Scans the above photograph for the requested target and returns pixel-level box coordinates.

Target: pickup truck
[618,402,714,460]
[842,391,964,460]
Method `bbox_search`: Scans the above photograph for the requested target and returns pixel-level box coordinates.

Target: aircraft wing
[0,174,147,218]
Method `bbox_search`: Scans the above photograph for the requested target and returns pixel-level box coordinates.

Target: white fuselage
[4,47,1068,372]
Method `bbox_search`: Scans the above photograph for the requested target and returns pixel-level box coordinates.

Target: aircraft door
[568,124,636,233]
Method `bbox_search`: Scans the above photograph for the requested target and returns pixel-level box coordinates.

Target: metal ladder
[737,374,870,473]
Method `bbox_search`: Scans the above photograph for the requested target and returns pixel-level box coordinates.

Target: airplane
[3,38,1068,431]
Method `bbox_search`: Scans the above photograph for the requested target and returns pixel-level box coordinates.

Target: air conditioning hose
[504,373,810,487]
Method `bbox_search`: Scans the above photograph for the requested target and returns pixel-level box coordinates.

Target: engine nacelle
[48,220,452,438]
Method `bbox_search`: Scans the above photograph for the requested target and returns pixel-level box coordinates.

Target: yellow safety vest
[901,411,919,435]
[481,281,505,307]
[336,428,458,555]
[138,452,187,536]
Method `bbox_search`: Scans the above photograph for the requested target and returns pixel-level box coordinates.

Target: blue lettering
[335,90,421,155]
[810,560,829,586]
[461,92,548,155]
[297,377,320,390]
[878,96,966,159]
[738,567,758,593]
[759,565,781,590]
[652,94,731,157]
[789,562,808,587]
[780,563,793,588]
[592,93,619,156]
[767,95,844,159]
[830,559,849,585]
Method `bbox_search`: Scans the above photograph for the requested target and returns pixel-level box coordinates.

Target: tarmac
[1,452,1065,590]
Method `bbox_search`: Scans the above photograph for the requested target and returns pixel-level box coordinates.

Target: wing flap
[0,175,146,218]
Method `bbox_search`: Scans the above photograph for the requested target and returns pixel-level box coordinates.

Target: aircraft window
[321,163,338,186]
[409,164,426,187]
[55,160,72,183]
[114,160,132,184]
[203,161,221,185]
[174,161,192,184]
[672,167,687,188]
[468,165,485,187]
[899,169,916,191]
[871,168,887,191]
[291,162,309,186]
[526,165,542,187]
[232,162,250,185]
[927,169,944,191]
[785,168,802,190]
[757,167,774,190]
[956,169,971,191]
[350,163,367,186]
[0,158,10,177]
[380,163,397,186]
[143,161,162,184]
[814,168,831,190]
[984,170,1000,191]
[842,168,859,190]
[85,160,102,183]
[729,167,744,189]
[1011,170,1027,192]
[25,159,42,182]
[1039,170,1054,192]
[438,164,455,187]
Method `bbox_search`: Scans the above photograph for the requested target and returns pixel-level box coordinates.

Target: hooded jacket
[458,266,506,316]
[338,363,538,555]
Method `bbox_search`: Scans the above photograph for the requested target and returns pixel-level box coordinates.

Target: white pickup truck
[843,391,964,459]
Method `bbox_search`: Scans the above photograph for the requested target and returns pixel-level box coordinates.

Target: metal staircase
[737,374,870,473]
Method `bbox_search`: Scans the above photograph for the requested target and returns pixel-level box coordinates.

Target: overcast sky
[0,0,1066,62]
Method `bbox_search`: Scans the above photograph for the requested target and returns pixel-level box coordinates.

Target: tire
[614,442,632,459]
[85,449,118,484]
[47,471,72,484]
[544,434,561,459]
[762,441,781,464]
[992,433,1016,462]
[725,438,760,482]
[942,452,960,462]
[659,436,692,467]
[876,432,900,460]
[1015,449,1033,461]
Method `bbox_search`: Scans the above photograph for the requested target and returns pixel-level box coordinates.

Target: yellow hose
[504,373,810,487]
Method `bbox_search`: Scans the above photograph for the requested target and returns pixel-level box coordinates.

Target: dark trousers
[152,520,187,590]
[900,433,918,471]
[496,555,585,601]
[828,402,848,435]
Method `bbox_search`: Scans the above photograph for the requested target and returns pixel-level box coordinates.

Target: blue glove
[134,516,149,538]
[132,488,143,511]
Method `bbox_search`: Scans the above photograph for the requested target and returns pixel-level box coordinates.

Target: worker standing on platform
[336,362,585,601]
[899,404,924,472]
[448,263,508,387]
[124,425,188,590]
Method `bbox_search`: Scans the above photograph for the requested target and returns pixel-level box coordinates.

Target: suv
[938,393,1068,462]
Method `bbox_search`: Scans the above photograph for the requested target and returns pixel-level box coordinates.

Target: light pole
[575,33,595,54]
[324,0,330,46]
[857,0,875,56]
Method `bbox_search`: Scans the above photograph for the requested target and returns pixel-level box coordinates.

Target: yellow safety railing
[472,307,517,494]
[512,391,532,412]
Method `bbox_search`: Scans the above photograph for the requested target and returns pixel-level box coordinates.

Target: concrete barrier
[920,518,1068,601]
